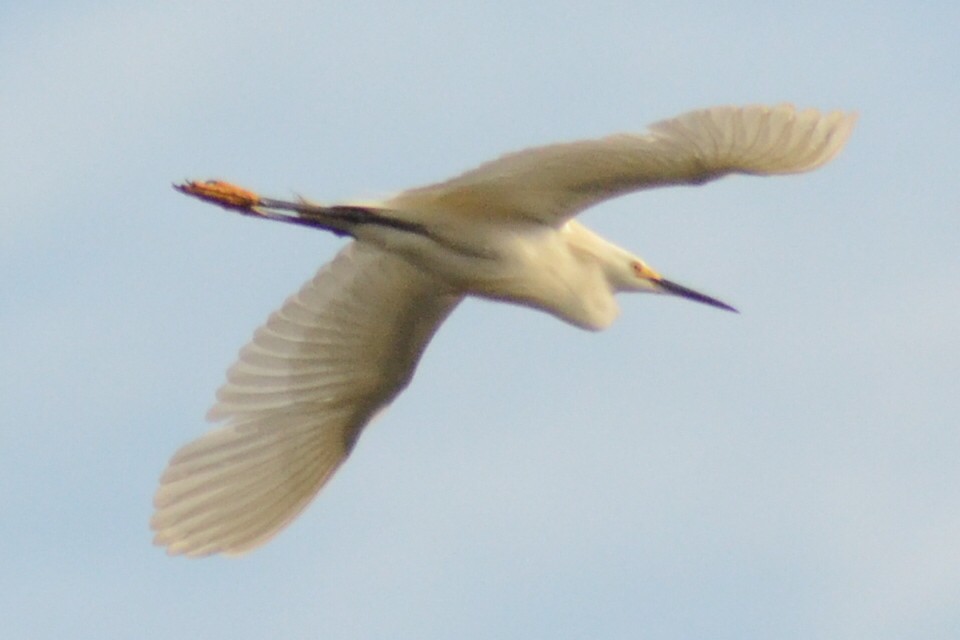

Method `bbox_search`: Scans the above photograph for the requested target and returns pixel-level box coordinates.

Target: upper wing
[381,104,857,226]
[151,242,461,557]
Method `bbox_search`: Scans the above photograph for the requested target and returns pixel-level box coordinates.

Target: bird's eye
[631,261,646,278]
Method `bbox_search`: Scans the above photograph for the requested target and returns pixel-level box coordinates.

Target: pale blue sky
[2,2,958,638]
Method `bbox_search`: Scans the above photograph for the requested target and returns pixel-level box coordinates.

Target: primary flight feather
[154,103,856,556]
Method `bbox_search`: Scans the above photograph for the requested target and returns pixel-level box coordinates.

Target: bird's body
[356,215,630,329]
[154,104,856,556]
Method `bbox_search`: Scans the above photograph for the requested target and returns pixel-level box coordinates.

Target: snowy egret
[153,103,856,556]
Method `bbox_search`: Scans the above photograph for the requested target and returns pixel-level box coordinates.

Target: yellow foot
[174,180,262,212]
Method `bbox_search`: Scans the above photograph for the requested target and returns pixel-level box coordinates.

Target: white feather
[382,104,857,225]
[152,244,460,556]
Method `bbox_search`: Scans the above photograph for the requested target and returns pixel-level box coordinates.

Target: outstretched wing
[382,103,856,226]
[152,242,461,557]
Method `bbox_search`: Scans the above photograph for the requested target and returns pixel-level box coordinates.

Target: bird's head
[565,220,737,314]
[620,257,738,313]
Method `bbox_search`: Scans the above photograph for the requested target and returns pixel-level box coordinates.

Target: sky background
[2,1,958,638]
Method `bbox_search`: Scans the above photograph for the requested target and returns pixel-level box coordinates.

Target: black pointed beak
[657,278,738,313]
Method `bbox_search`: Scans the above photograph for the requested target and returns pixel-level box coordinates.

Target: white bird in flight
[153,103,856,557]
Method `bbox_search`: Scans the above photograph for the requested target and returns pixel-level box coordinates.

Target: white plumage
[154,103,856,556]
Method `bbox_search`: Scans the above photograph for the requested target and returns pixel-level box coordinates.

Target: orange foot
[174,180,262,211]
